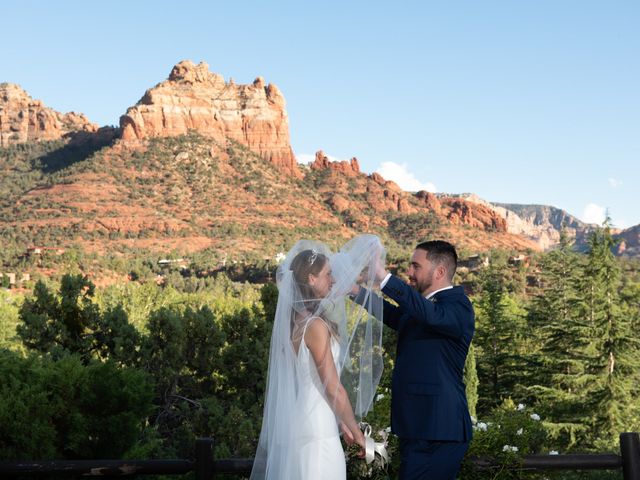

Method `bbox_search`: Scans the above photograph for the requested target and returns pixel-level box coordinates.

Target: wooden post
[195,438,215,480]
[620,433,640,480]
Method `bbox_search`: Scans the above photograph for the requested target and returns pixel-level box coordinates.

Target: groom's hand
[374,264,388,286]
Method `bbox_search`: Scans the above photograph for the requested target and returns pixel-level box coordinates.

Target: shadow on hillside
[38,127,120,173]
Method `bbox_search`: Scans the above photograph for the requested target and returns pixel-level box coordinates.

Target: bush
[462,399,549,479]
[0,350,152,460]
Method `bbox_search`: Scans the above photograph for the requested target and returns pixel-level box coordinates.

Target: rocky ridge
[451,193,596,250]
[0,83,98,147]
[613,224,640,257]
[119,61,299,177]
[308,151,531,252]
[2,62,635,260]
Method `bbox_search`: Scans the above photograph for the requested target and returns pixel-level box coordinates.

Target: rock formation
[457,193,596,250]
[0,83,98,147]
[119,60,299,176]
[311,150,361,176]
[613,225,640,256]
[415,190,442,215]
[442,198,507,232]
[306,153,512,232]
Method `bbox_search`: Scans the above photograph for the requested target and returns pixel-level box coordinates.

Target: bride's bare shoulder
[304,317,331,344]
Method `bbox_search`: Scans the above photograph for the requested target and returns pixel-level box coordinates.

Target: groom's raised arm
[382,275,471,339]
[350,286,401,331]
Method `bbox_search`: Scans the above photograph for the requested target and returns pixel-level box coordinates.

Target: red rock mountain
[0,83,98,147]
[120,61,299,177]
[3,62,622,261]
[307,150,533,252]
[614,224,640,257]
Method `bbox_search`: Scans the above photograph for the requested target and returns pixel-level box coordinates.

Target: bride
[250,235,385,479]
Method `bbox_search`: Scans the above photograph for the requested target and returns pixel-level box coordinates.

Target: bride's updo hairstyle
[290,249,327,308]
[289,249,340,339]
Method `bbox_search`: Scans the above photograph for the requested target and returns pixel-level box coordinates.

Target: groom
[355,240,475,479]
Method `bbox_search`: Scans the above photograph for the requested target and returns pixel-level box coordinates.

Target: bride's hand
[340,423,366,457]
[353,427,366,458]
[339,422,354,444]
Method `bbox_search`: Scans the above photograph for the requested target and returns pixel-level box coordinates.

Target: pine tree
[17,274,140,365]
[619,261,640,433]
[526,233,593,449]
[464,342,479,418]
[474,264,527,413]
[580,219,640,449]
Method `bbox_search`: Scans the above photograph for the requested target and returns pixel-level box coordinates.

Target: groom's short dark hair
[415,240,457,280]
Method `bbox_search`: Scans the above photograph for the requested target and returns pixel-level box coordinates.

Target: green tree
[580,220,640,449]
[473,266,527,413]
[17,274,140,365]
[525,234,593,448]
[0,290,22,351]
[464,342,479,418]
[140,299,271,458]
[0,349,152,460]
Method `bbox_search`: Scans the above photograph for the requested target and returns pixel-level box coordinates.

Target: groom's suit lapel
[397,287,458,338]
[430,286,461,305]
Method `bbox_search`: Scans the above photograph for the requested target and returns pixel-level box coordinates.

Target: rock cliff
[492,202,595,249]
[0,83,98,147]
[613,225,640,257]
[457,193,596,250]
[310,150,361,176]
[119,61,299,176]
[309,154,510,234]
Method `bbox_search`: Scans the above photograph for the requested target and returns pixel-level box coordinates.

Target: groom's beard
[408,277,431,295]
[408,267,435,296]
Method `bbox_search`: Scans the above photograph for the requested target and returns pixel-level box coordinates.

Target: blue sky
[3,1,639,228]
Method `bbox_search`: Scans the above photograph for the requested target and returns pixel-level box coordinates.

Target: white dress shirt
[380,273,452,299]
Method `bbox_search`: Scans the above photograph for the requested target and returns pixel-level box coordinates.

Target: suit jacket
[381,275,475,442]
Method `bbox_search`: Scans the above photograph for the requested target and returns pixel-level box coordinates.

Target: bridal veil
[250,234,385,479]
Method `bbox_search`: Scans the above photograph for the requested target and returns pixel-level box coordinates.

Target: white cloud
[376,162,437,193]
[296,153,316,164]
[581,203,606,225]
[608,178,623,188]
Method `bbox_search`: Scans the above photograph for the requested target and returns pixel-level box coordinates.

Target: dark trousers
[398,438,469,480]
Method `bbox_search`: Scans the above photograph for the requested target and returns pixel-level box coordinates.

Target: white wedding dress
[250,236,385,480]
[293,333,346,479]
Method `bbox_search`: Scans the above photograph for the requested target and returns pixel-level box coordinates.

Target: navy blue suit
[381,275,475,479]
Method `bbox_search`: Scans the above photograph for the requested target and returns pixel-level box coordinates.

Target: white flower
[530,413,541,421]
[475,422,488,431]
[517,403,526,411]
[549,450,559,455]
[385,426,391,433]
[275,252,286,263]
[471,415,477,425]
[502,445,519,453]
[516,428,523,435]
[376,394,385,402]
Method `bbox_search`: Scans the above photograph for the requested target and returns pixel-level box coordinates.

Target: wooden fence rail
[1,432,639,479]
